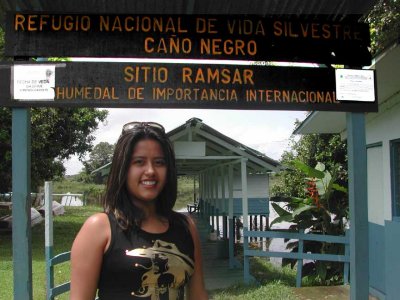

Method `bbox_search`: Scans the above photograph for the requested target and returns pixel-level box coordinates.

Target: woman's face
[126,138,167,206]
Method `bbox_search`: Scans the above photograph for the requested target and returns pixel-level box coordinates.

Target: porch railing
[243,229,350,287]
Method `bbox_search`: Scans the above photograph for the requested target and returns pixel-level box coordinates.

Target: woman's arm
[186,215,209,300]
[70,212,110,300]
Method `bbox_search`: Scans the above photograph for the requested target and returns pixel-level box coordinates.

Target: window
[391,139,400,219]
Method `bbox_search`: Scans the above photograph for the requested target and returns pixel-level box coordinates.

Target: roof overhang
[169,118,281,176]
[294,41,400,135]
[1,1,379,59]
[0,0,378,17]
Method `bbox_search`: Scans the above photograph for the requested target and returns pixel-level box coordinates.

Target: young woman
[71,122,208,300]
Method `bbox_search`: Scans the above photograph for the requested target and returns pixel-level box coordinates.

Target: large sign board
[5,13,371,65]
[0,62,378,112]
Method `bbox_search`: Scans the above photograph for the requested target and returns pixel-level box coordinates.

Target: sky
[63,108,307,175]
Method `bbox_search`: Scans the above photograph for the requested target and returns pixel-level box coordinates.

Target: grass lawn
[210,281,298,300]
[0,205,102,300]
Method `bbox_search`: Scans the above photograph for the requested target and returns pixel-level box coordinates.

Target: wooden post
[241,158,250,283]
[344,230,350,285]
[214,170,220,236]
[228,164,235,268]
[12,108,32,300]
[45,182,54,300]
[211,171,215,231]
[296,230,304,287]
[347,112,369,300]
[221,166,228,239]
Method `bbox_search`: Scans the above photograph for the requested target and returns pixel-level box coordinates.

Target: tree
[82,141,115,183]
[366,0,400,55]
[0,107,108,192]
[0,26,4,61]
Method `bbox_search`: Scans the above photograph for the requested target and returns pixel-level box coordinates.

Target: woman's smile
[141,180,157,186]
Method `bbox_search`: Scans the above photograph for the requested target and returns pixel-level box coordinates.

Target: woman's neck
[132,199,169,234]
[132,198,156,216]
[140,213,169,234]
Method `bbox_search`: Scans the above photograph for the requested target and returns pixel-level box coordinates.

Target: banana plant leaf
[271,202,291,217]
[293,160,325,179]
[270,214,294,227]
[292,204,316,217]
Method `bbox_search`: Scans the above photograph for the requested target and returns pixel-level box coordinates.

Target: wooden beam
[347,112,369,300]
[12,108,32,300]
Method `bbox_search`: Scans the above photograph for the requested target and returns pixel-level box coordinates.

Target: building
[294,42,400,300]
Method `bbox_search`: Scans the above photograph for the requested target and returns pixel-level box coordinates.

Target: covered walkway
[189,212,243,292]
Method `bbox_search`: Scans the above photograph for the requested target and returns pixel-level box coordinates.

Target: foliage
[0,108,12,193]
[0,107,108,192]
[272,131,347,200]
[0,26,5,61]
[366,0,400,56]
[270,161,348,285]
[176,176,198,211]
[82,141,115,183]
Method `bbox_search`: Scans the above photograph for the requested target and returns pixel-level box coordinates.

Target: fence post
[344,230,350,285]
[243,230,251,283]
[44,181,54,300]
[296,229,304,287]
[83,191,87,206]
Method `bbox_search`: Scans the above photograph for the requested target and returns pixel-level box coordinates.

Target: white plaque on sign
[335,69,375,102]
[13,65,55,100]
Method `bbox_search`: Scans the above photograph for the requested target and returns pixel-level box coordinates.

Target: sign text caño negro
[6,13,371,65]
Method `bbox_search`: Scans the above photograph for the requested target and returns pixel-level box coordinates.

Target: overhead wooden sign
[0,62,378,112]
[5,13,371,65]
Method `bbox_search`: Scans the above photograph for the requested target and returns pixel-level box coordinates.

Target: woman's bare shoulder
[72,212,111,252]
[83,212,109,229]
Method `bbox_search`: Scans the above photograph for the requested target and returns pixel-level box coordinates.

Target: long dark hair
[103,123,180,231]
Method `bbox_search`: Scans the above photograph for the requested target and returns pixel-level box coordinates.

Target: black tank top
[98,213,195,300]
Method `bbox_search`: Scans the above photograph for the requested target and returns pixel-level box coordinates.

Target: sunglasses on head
[122,121,165,133]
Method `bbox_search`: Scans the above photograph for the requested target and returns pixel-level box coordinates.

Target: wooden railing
[44,182,72,300]
[243,229,350,287]
[44,182,100,299]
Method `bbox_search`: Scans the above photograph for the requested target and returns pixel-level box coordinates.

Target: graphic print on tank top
[125,239,194,299]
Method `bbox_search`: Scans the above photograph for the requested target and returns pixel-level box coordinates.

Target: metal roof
[168,117,280,175]
[0,0,379,23]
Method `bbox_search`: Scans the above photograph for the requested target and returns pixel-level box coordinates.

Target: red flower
[306,179,320,208]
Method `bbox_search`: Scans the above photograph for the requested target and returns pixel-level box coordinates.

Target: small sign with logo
[12,65,56,100]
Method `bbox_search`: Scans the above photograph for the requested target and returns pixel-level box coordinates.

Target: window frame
[390,138,400,221]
